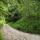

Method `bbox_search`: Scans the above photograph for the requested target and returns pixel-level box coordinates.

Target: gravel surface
[1,24,40,40]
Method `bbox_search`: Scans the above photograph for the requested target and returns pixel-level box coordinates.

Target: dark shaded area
[6,12,22,22]
[36,0,40,2]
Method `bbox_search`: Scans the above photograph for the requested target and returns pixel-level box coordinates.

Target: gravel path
[1,24,40,40]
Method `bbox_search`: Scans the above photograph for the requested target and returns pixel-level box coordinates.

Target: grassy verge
[0,33,3,40]
[8,16,40,34]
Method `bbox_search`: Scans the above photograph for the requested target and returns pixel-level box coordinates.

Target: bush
[0,0,40,34]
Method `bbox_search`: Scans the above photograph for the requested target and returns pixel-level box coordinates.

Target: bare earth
[1,24,40,40]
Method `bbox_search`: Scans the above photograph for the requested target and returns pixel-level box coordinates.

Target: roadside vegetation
[0,0,40,35]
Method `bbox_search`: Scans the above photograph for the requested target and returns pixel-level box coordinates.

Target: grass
[8,15,40,34]
[0,30,4,40]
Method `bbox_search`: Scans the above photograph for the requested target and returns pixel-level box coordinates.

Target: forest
[0,0,40,34]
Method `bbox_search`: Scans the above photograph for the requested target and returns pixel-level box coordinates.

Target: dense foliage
[0,0,40,34]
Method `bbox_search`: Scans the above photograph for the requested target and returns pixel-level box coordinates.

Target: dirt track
[1,24,40,40]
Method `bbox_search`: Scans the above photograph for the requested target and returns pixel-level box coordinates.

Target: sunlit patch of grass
[0,16,6,29]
